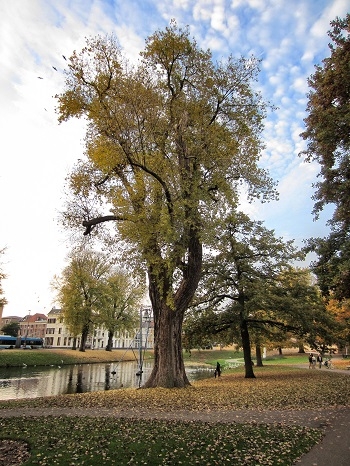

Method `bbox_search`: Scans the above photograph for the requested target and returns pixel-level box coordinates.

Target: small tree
[55,248,110,351]
[319,297,350,352]
[192,211,306,378]
[1,321,19,337]
[98,270,143,351]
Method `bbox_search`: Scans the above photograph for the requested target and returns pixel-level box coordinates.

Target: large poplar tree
[57,23,275,387]
[301,14,350,300]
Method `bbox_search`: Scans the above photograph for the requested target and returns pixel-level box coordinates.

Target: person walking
[308,353,313,369]
[215,362,221,378]
[312,354,316,369]
[317,353,323,369]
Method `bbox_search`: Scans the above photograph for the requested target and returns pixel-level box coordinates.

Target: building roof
[1,316,22,320]
[21,313,47,322]
[47,307,63,316]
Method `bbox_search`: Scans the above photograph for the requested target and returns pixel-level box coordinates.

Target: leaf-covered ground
[1,366,349,412]
[2,366,350,465]
[0,416,322,466]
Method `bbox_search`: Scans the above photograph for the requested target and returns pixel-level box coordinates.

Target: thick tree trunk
[256,344,263,367]
[72,337,77,350]
[143,229,202,388]
[106,331,113,351]
[298,342,305,353]
[240,317,255,378]
[143,301,190,388]
[79,325,89,352]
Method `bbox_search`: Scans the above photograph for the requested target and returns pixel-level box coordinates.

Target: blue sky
[0,0,347,317]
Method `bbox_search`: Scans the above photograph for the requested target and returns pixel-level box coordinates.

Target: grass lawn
[0,347,345,370]
[0,415,322,466]
[0,348,144,368]
[1,350,349,465]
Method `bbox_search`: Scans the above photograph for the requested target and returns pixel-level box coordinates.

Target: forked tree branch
[82,215,119,235]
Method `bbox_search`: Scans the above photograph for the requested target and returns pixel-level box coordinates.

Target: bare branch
[82,215,120,235]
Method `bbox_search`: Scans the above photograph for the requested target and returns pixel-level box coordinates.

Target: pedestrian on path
[308,353,313,369]
[317,353,323,369]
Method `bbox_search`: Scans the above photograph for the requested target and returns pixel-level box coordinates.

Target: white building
[45,307,154,350]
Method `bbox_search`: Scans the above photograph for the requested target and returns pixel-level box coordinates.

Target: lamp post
[23,310,30,349]
[137,307,152,385]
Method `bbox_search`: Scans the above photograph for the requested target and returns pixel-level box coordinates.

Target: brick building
[18,313,47,340]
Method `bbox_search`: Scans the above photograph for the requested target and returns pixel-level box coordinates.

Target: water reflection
[0,361,212,400]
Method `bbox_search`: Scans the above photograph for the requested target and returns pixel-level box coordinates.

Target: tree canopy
[301,14,350,300]
[97,269,144,351]
[54,248,109,350]
[56,22,275,387]
[1,321,19,337]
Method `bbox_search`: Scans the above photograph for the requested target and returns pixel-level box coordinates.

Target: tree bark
[143,301,190,388]
[71,337,77,350]
[298,342,305,353]
[240,316,255,378]
[256,344,263,367]
[106,331,113,351]
[79,325,89,352]
[143,229,202,388]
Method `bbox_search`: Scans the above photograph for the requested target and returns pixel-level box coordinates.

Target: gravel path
[0,404,343,427]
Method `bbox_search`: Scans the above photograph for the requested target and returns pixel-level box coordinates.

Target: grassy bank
[2,365,350,411]
[0,348,150,368]
[1,346,345,369]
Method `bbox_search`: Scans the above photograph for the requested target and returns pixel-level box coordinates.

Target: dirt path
[0,404,342,427]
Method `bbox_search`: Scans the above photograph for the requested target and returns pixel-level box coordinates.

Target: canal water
[0,361,213,400]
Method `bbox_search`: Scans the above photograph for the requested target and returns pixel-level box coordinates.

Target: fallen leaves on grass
[0,416,322,466]
[0,439,30,466]
[2,367,348,414]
